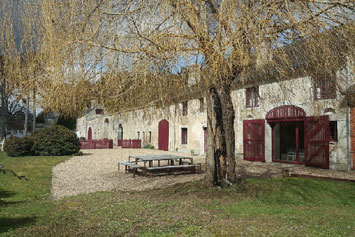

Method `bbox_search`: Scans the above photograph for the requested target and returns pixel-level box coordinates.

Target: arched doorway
[266,105,306,164]
[88,127,92,140]
[104,118,109,138]
[266,105,329,169]
[158,120,169,151]
[118,124,123,140]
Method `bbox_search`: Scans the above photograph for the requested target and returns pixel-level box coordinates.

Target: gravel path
[51,148,205,200]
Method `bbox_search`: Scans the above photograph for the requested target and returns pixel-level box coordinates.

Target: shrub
[143,144,154,149]
[32,125,80,156]
[4,136,34,157]
[56,115,77,130]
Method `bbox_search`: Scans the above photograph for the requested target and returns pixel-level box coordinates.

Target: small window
[96,109,104,115]
[246,87,259,108]
[199,98,204,112]
[314,75,336,100]
[182,101,188,116]
[137,131,140,139]
[181,128,188,144]
[149,131,152,143]
[329,121,337,142]
[143,131,145,142]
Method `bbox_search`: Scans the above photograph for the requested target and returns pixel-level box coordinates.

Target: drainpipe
[346,103,351,171]
[346,57,352,171]
[174,106,176,152]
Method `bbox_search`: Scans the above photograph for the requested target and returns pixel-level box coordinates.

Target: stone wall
[77,64,354,170]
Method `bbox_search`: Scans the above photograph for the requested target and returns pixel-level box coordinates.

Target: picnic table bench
[118,161,144,177]
[118,155,201,177]
[145,163,201,177]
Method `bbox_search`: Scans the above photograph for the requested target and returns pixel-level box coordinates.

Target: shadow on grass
[0,190,16,198]
[245,177,355,206]
[0,217,36,234]
[0,190,25,206]
[0,191,36,233]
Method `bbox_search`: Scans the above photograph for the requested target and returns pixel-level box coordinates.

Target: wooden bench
[118,161,145,177]
[145,163,201,177]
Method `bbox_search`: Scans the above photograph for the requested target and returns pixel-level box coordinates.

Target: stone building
[77,60,354,171]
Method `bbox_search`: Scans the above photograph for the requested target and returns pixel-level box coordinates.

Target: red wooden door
[158,120,169,151]
[243,120,265,161]
[305,116,330,169]
[88,127,92,140]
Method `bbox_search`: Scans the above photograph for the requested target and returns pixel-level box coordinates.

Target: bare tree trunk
[0,83,7,139]
[205,84,236,186]
[32,88,36,132]
[24,94,29,135]
[0,59,6,139]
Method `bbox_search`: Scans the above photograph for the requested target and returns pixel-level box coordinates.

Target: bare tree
[40,0,354,185]
[0,1,22,138]
[0,1,45,137]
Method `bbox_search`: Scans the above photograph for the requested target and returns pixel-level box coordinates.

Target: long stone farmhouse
[77,59,355,171]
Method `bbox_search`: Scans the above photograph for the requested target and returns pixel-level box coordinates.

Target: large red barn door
[158,120,169,151]
[243,120,265,162]
[305,116,330,169]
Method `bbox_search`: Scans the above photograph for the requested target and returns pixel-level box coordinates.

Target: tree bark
[205,83,236,186]
[0,79,7,139]
[0,58,6,139]
[24,94,29,135]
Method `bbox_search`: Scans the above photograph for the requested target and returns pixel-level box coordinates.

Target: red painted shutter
[246,89,250,108]
[243,119,265,162]
[181,128,188,144]
[305,116,330,169]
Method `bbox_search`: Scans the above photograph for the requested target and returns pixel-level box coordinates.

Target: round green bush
[4,136,34,157]
[32,125,80,156]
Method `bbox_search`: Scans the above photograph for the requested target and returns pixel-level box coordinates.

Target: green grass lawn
[1,153,355,237]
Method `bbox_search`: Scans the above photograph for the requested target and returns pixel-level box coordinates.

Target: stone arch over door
[88,127,92,140]
[158,120,169,151]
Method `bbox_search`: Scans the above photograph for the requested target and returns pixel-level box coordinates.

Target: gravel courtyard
[52,148,355,200]
[51,148,205,200]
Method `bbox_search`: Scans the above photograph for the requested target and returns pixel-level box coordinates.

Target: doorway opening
[271,121,305,164]
[118,124,123,140]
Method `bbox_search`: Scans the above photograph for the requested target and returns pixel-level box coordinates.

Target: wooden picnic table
[119,154,200,177]
[129,154,194,167]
